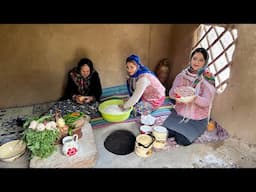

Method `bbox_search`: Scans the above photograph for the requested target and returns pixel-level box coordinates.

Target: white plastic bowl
[140,114,156,125]
[0,140,26,162]
[174,86,196,104]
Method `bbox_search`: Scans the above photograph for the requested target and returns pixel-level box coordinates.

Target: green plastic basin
[99,99,133,122]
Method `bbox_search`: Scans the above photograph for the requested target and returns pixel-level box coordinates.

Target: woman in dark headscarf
[121,54,166,116]
[162,48,216,146]
[49,58,102,116]
[63,58,102,103]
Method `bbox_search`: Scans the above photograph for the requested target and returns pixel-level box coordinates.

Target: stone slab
[29,122,97,168]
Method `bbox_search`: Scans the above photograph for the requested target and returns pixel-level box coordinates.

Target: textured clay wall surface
[167,24,256,143]
[212,24,256,144]
[0,24,171,108]
[167,24,199,90]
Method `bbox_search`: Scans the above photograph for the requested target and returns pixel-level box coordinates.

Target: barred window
[192,24,238,94]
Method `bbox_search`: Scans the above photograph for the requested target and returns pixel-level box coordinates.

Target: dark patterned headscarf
[70,58,95,95]
[126,54,155,96]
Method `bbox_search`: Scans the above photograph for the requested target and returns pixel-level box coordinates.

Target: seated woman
[120,54,166,116]
[49,58,102,116]
[162,48,216,146]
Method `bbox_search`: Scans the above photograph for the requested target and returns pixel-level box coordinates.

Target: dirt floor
[92,122,256,168]
[1,106,256,168]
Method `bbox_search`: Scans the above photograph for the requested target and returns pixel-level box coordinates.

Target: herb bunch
[23,128,60,158]
[22,115,60,159]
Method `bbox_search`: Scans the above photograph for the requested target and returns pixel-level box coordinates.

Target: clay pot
[154,58,170,85]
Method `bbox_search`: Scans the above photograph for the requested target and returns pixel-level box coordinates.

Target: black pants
[167,129,192,146]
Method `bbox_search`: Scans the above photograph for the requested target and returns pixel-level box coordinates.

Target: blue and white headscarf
[126,54,155,96]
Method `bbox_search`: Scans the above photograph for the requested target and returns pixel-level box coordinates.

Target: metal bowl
[0,140,26,162]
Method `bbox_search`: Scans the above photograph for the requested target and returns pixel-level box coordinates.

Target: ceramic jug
[62,134,79,157]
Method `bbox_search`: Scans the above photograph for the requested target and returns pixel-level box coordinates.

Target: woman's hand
[83,96,94,103]
[75,95,85,104]
[73,95,95,104]
[118,104,125,111]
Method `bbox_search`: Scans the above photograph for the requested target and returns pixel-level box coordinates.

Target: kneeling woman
[49,58,102,116]
[121,54,166,116]
[162,48,216,146]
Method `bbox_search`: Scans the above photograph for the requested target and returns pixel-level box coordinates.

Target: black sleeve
[88,72,102,102]
[62,73,79,100]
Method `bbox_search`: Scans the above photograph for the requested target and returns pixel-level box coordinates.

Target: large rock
[29,123,97,168]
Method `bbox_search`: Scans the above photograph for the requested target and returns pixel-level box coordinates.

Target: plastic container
[174,86,196,104]
[99,99,133,122]
[152,126,168,149]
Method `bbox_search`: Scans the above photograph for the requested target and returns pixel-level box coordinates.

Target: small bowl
[140,114,156,125]
[0,140,26,162]
[175,86,196,104]
[176,95,196,104]
[140,125,153,134]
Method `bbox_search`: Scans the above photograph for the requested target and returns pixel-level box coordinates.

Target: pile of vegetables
[23,115,60,159]
[63,112,85,135]
[22,112,85,159]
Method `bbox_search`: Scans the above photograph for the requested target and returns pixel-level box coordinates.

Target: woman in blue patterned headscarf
[126,54,155,96]
[122,54,166,116]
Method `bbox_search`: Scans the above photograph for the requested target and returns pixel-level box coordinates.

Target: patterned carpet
[0,102,55,145]
[0,101,229,147]
[0,84,229,147]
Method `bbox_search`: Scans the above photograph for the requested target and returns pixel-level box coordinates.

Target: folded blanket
[100,84,129,102]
